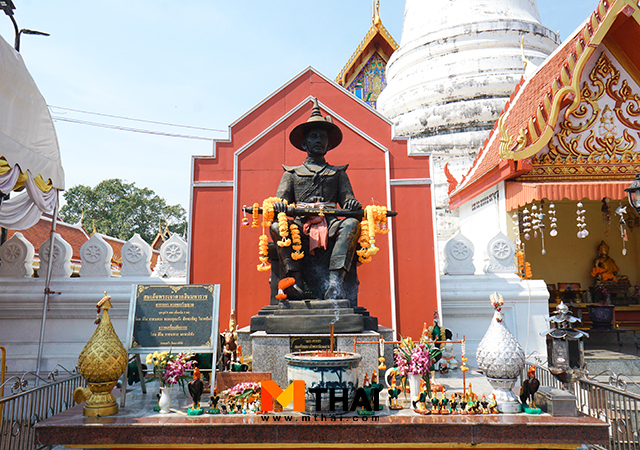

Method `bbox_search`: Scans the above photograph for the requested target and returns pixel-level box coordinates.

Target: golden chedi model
[73,292,127,416]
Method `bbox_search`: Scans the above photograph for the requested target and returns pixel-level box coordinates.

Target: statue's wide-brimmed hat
[289,98,343,151]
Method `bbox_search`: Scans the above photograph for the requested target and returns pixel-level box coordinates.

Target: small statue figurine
[414,378,430,413]
[221,311,238,371]
[488,393,499,414]
[520,365,541,414]
[480,394,489,414]
[431,390,441,414]
[441,340,458,370]
[369,370,384,411]
[440,388,450,414]
[387,376,402,410]
[450,393,459,415]
[594,240,620,276]
[187,367,205,415]
[209,387,221,414]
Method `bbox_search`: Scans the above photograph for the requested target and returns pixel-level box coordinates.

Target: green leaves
[60,178,187,244]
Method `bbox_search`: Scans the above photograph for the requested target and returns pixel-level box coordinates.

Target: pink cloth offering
[303,216,328,255]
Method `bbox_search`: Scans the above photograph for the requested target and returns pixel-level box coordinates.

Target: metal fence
[0,368,83,450]
[527,360,640,450]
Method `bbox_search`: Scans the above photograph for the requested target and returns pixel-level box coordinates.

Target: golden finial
[373,0,382,28]
[92,219,96,236]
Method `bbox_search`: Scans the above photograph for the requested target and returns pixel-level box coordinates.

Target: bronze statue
[594,240,619,275]
[271,98,362,302]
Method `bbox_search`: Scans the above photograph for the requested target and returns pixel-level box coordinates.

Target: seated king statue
[271,98,362,304]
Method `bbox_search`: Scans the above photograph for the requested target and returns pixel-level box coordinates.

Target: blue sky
[0,0,600,213]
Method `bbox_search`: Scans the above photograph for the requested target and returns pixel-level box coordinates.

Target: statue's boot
[324,269,346,300]
[283,271,305,300]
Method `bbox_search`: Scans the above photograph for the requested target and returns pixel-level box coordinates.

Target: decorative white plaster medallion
[443,232,475,275]
[484,232,516,274]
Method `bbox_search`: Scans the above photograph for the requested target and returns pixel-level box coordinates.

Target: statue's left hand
[344,199,362,211]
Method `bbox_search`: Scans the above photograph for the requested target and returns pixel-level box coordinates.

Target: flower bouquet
[394,335,441,398]
[146,350,196,388]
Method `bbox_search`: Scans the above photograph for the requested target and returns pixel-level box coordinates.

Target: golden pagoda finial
[373,0,382,28]
[91,219,96,236]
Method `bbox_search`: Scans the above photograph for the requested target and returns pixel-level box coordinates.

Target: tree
[59,179,187,244]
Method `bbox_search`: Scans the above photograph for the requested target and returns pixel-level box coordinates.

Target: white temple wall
[441,273,549,367]
[458,182,508,273]
[0,233,187,375]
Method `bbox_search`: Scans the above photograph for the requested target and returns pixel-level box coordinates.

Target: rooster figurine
[520,365,541,414]
[188,367,205,415]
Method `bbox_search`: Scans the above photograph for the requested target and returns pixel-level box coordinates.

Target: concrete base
[250,299,378,334]
[243,328,394,388]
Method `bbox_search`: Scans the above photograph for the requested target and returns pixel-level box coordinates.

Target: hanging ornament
[241,205,250,227]
[522,208,532,240]
[601,197,611,237]
[531,203,540,238]
[616,203,628,255]
[549,203,558,237]
[512,212,521,248]
[576,202,588,238]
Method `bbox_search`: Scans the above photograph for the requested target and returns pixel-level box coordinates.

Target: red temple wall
[190,68,436,338]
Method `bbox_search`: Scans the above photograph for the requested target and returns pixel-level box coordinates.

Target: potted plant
[146,350,196,413]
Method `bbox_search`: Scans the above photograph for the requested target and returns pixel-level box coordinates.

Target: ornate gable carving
[517,50,640,181]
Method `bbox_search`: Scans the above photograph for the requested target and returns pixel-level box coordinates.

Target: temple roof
[449,0,640,210]
[335,1,398,89]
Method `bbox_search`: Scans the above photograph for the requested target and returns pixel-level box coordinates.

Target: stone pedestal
[239,327,394,389]
[250,299,378,334]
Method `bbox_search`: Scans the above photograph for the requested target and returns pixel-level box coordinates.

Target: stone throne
[248,205,381,334]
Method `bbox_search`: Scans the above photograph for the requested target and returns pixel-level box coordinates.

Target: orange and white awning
[505,180,630,211]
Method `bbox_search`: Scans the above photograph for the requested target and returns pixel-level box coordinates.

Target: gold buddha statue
[594,240,619,275]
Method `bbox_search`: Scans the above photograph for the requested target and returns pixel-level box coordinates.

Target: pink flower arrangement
[226,381,260,397]
[146,350,195,387]
[394,337,439,377]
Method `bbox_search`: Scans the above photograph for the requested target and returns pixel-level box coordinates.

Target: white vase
[407,373,422,404]
[158,386,172,413]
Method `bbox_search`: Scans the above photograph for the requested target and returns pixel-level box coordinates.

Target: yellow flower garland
[290,224,304,260]
[257,234,271,272]
[251,203,260,228]
[356,205,389,263]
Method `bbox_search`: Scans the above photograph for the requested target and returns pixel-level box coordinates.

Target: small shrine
[448,0,640,331]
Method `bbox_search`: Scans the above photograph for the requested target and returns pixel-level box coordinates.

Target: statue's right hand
[273,202,287,213]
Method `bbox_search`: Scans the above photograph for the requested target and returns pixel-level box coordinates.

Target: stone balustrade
[0,232,188,374]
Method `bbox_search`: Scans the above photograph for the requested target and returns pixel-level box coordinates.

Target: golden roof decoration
[335,0,398,88]
[499,0,640,161]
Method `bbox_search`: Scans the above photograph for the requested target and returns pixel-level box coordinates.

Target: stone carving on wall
[79,234,114,277]
[0,232,34,278]
[153,234,187,278]
[39,233,73,278]
[443,231,475,275]
[484,232,516,274]
[121,233,152,277]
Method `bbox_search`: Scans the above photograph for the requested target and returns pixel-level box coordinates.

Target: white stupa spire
[378,0,559,148]
[376,0,560,259]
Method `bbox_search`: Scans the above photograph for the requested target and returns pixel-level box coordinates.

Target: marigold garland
[261,197,285,228]
[357,205,388,263]
[257,234,271,272]
[290,224,304,260]
[251,203,260,228]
